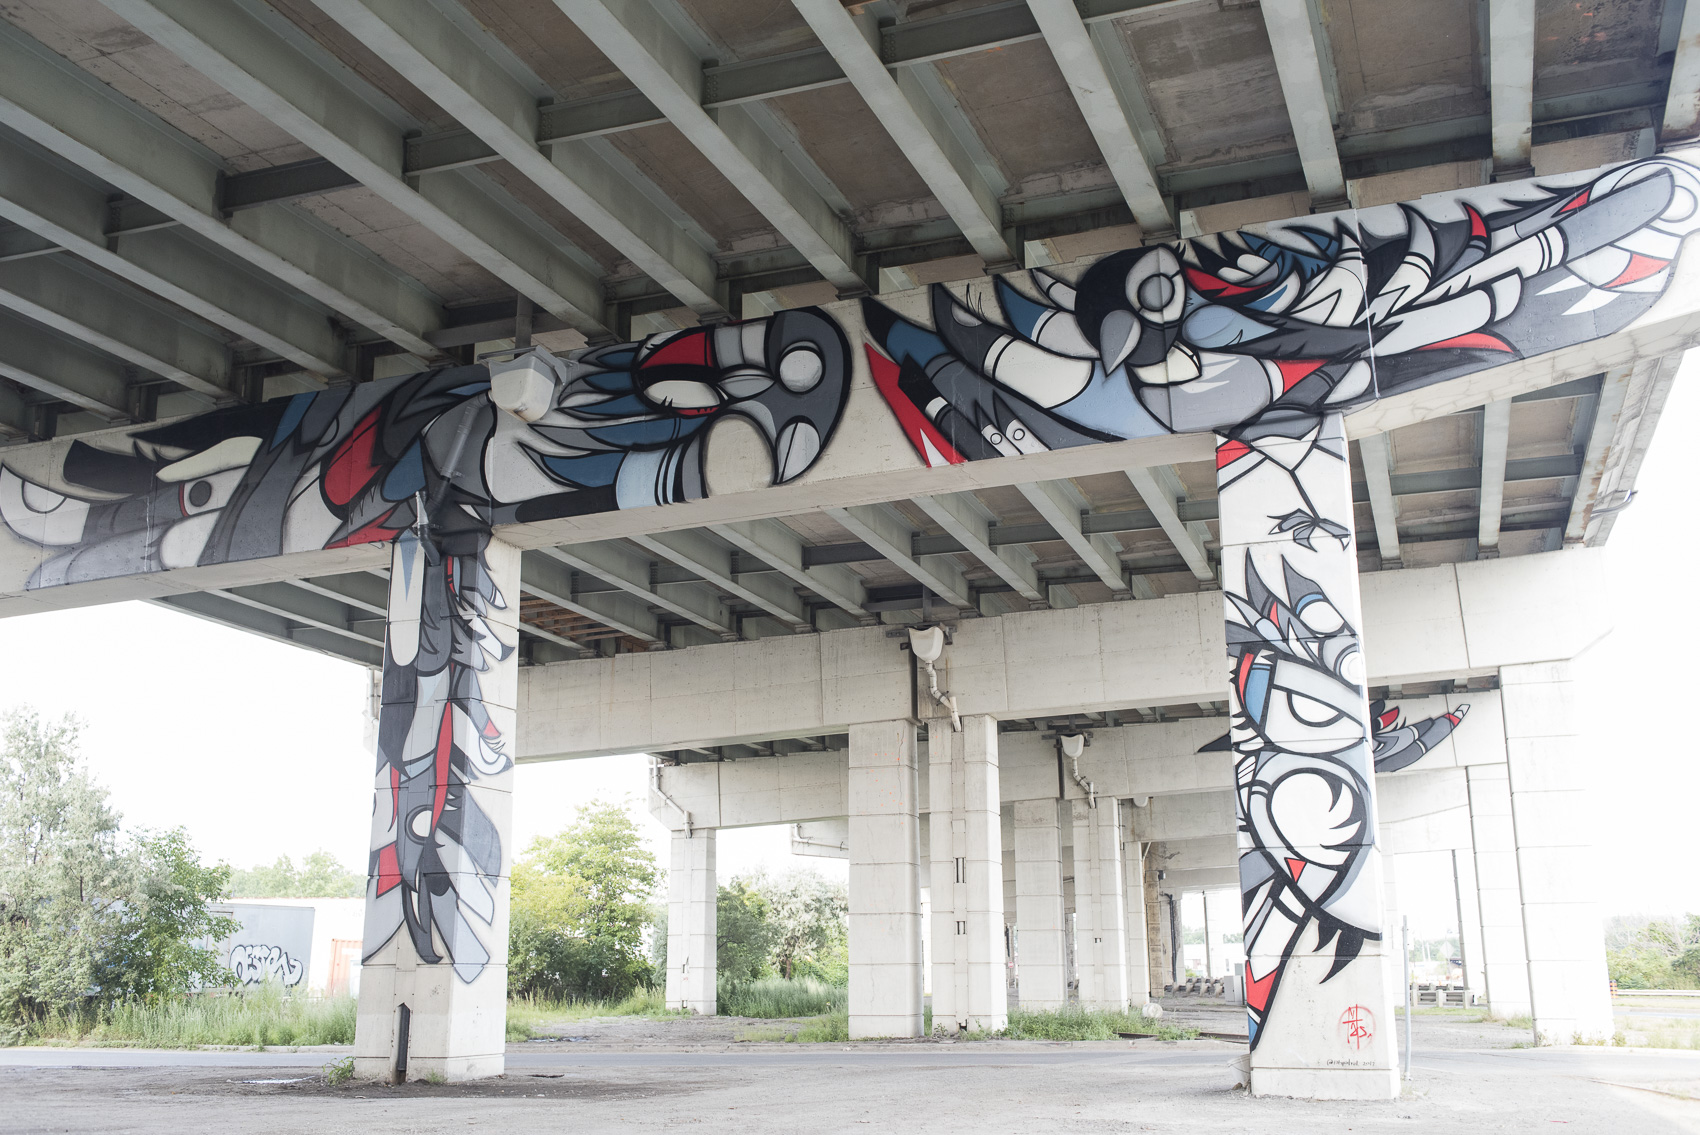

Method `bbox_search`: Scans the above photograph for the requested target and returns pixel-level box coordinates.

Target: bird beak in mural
[0,466,91,546]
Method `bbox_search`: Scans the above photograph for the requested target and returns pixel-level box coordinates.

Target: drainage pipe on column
[907,625,960,731]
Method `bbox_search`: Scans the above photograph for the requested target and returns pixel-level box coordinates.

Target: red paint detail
[1285,856,1307,881]
[389,764,400,819]
[324,506,399,550]
[1245,968,1278,1013]
[1420,332,1514,352]
[674,405,718,416]
[1184,266,1259,297]
[1215,438,1251,469]
[865,345,965,467]
[1236,652,1253,701]
[642,330,713,370]
[1605,252,1669,288]
[376,843,401,896]
[324,407,384,507]
[1378,709,1400,729]
[1445,712,1461,725]
[482,716,501,739]
[1339,1004,1375,1050]
[1274,359,1325,392]
[431,704,453,828]
[1559,188,1591,214]
[1465,204,1487,240]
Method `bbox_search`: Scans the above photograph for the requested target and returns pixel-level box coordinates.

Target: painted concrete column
[927,715,1007,1033]
[1216,413,1399,1099]
[1123,835,1151,1005]
[355,532,520,1083]
[1467,762,1533,1017]
[848,719,924,1039]
[1501,661,1614,1043]
[1070,798,1129,1008]
[665,828,717,1015]
[1012,798,1068,1008]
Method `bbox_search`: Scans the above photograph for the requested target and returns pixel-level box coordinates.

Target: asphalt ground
[3,1011,1697,1135]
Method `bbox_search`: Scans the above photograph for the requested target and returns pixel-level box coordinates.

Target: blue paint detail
[586,416,699,448]
[270,393,314,450]
[1051,363,1167,440]
[1244,663,1272,724]
[996,276,1051,338]
[581,368,635,393]
[571,393,651,418]
[599,350,637,368]
[539,451,624,487]
[882,320,949,368]
[446,381,490,397]
[396,529,417,590]
[1247,1014,1259,1046]
[1183,303,1276,348]
[382,442,425,500]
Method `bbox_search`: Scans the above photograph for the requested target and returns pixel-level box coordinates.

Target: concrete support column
[927,715,1007,1033]
[1070,798,1129,1008]
[664,828,717,1014]
[848,719,924,1039]
[1123,835,1151,1005]
[1467,762,1533,1017]
[356,533,520,1083]
[1012,798,1067,1008]
[1216,413,1399,1099]
[1501,661,1614,1043]
[1452,847,1489,998]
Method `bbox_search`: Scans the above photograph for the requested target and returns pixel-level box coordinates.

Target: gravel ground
[4,1005,1696,1134]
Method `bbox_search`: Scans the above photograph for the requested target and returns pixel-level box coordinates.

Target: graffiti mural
[363,529,513,983]
[0,158,1696,1001]
[228,943,306,987]
[860,157,1700,465]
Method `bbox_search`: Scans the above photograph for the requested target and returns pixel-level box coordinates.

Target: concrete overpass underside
[0,0,1691,1102]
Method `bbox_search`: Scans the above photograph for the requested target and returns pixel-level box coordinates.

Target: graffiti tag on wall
[228,943,305,987]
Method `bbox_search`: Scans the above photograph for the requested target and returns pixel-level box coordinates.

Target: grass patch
[994,1006,1197,1042]
[25,985,355,1048]
[1615,1014,1700,1050]
[718,976,846,1019]
[506,987,682,1039]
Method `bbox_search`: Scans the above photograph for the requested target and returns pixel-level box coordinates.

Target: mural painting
[0,157,1695,1004]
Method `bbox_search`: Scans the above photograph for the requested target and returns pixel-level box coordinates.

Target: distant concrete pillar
[1123,835,1151,1004]
[848,720,924,1039]
[1467,762,1533,1017]
[927,715,1007,1033]
[1453,847,1489,998]
[355,533,519,1083]
[664,828,717,1015]
[1501,661,1614,1043]
[1013,798,1067,1008]
[1070,798,1129,1008]
[1215,413,1399,1099]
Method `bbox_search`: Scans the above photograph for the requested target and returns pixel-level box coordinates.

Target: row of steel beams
[0,131,347,380]
[0,22,441,363]
[105,0,616,334]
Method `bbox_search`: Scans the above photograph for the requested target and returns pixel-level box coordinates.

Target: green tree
[763,871,846,980]
[227,850,362,898]
[0,710,131,1029]
[98,828,236,1002]
[717,876,777,983]
[508,801,660,1001]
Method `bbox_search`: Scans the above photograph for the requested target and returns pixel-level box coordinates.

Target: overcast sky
[1,359,1694,937]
